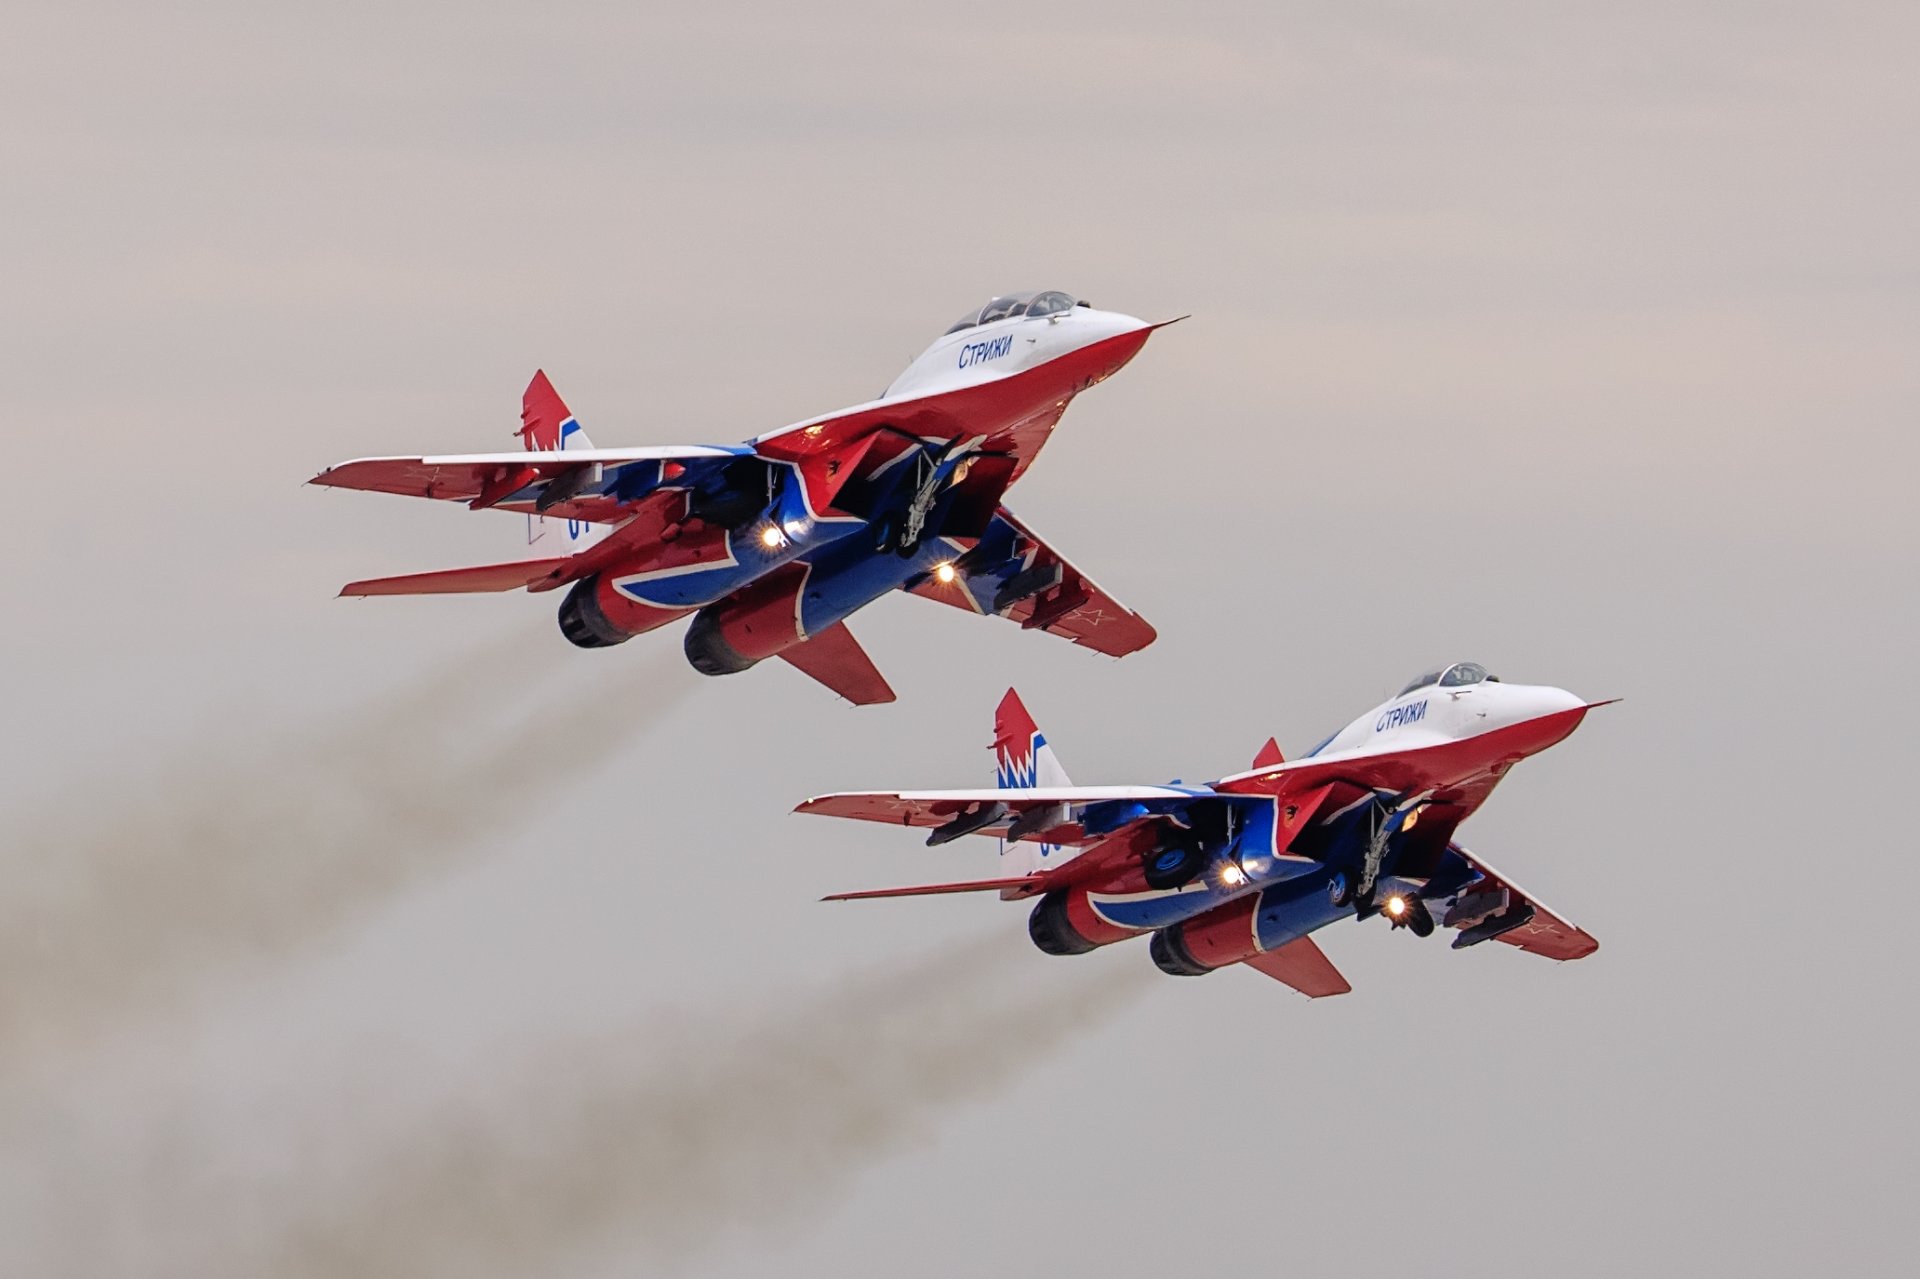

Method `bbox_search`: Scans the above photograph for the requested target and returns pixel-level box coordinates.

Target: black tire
[1327,871,1354,908]
[1143,841,1203,891]
[1406,898,1436,938]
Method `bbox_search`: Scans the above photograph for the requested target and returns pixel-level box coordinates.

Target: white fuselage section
[746,302,1152,457]
[1307,680,1586,764]
[883,305,1150,401]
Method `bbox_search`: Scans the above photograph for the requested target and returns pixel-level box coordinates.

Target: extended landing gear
[1380,892,1436,937]
[870,515,924,558]
[1331,871,1436,937]
[1143,838,1204,890]
[874,441,978,559]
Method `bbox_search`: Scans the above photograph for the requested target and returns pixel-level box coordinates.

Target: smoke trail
[0,625,693,1064]
[264,934,1151,1278]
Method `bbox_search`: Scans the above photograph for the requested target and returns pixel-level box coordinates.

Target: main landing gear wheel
[1405,897,1436,938]
[1143,842,1204,891]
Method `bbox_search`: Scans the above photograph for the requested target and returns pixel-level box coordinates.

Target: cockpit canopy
[945,290,1082,334]
[1398,662,1498,696]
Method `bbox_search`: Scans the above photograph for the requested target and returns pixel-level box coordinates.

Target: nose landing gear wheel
[1328,871,1354,907]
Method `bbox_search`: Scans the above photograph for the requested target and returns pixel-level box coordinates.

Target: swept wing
[1443,841,1598,960]
[904,507,1156,658]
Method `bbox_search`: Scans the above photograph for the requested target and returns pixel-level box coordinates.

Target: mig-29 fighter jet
[799,664,1608,997]
[311,292,1169,703]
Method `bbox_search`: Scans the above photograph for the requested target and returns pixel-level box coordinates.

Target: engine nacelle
[558,574,691,649]
[1150,893,1261,976]
[1027,889,1140,957]
[682,570,809,676]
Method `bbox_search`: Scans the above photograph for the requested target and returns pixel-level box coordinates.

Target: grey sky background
[2,2,1915,1275]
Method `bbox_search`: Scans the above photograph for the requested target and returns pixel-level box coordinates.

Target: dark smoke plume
[0,625,690,1063]
[263,933,1150,1278]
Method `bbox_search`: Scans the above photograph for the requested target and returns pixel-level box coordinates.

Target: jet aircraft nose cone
[1067,307,1152,342]
[1504,683,1586,719]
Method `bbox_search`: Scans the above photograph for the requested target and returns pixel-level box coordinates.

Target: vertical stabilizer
[520,370,609,556]
[993,688,1072,881]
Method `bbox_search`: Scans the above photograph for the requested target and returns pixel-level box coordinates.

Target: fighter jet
[311,292,1168,703]
[798,664,1608,997]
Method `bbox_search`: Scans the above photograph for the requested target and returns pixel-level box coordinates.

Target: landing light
[1220,863,1247,887]
[1386,895,1407,918]
[934,562,957,584]
[759,525,783,548]
[784,519,808,539]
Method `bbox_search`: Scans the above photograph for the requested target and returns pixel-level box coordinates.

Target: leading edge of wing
[312,445,737,482]
[795,785,1196,826]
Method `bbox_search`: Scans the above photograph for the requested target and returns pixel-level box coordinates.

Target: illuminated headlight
[1219,863,1247,887]
[759,525,783,548]
[934,562,957,584]
[1386,895,1407,918]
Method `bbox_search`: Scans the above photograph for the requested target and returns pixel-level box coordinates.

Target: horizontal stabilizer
[1243,936,1351,997]
[779,622,896,705]
[823,875,1045,902]
[341,558,572,597]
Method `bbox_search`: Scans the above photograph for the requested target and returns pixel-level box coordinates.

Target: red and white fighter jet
[311,292,1170,704]
[800,665,1609,997]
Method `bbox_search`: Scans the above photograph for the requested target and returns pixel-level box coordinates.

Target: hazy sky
[2,3,1915,1276]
